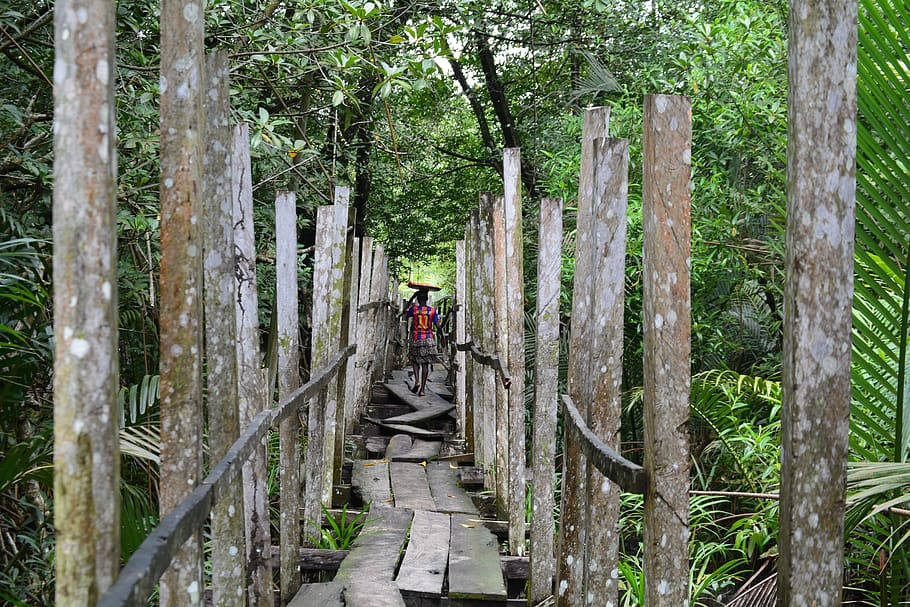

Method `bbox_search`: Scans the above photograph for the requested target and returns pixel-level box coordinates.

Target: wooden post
[372,252,390,383]
[529,197,563,605]
[354,238,375,421]
[641,94,691,607]
[276,190,301,601]
[201,51,245,607]
[233,124,274,607]
[584,138,629,605]
[779,2,857,605]
[158,0,205,603]
[492,195,510,519]
[468,212,482,464]
[327,189,351,503]
[455,239,468,438]
[305,204,335,542]
[478,194,498,490]
[503,148,527,557]
[343,237,362,437]
[52,0,119,601]
[556,106,609,606]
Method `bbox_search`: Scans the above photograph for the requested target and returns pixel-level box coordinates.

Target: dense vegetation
[0,0,907,604]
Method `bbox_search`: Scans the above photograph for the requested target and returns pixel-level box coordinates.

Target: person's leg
[410,358,419,393]
[419,362,430,395]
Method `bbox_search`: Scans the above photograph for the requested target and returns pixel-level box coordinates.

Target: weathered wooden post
[468,212,483,464]
[276,190,301,601]
[455,239,468,437]
[529,197,563,604]
[584,137,629,605]
[327,189,351,503]
[201,51,246,607]
[159,0,205,603]
[52,0,119,601]
[492,195,510,518]
[641,94,691,607]
[370,247,389,385]
[343,237,362,437]
[503,147,527,556]
[779,2,857,605]
[233,123,275,607]
[478,194,498,490]
[354,238,375,421]
[556,106,609,606]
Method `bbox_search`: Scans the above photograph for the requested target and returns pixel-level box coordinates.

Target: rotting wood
[641,94,692,607]
[385,379,457,418]
[370,246,389,385]
[584,137,629,604]
[455,239,468,438]
[468,211,484,471]
[464,220,477,458]
[276,190,302,601]
[394,439,443,463]
[232,123,274,607]
[556,105,609,607]
[779,2,856,605]
[344,237,362,437]
[354,238,375,421]
[426,462,479,515]
[386,434,414,459]
[503,148,527,557]
[158,0,206,602]
[201,51,246,607]
[390,462,436,511]
[383,403,456,426]
[286,582,344,607]
[351,460,392,506]
[345,580,407,607]
[52,0,119,599]
[364,417,449,438]
[492,194,511,520]
[396,510,451,599]
[448,513,508,601]
[334,506,413,583]
[478,194,498,491]
[529,197,562,605]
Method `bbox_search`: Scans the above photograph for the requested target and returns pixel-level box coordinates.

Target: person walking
[405,290,441,396]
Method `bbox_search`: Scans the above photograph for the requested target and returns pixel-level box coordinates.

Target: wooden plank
[396,511,451,598]
[364,418,449,439]
[528,197,562,605]
[556,106,609,607]
[458,467,484,489]
[448,514,507,601]
[345,580,406,607]
[642,94,692,607]
[390,463,436,511]
[287,582,344,607]
[426,463,478,515]
[335,506,413,583]
[386,434,414,459]
[366,436,390,455]
[384,402,456,426]
[779,3,856,604]
[385,380,455,415]
[393,439,442,463]
[351,460,392,506]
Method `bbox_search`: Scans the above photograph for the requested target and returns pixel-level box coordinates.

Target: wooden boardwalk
[290,372,507,606]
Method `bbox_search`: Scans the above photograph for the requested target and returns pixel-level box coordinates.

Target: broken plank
[448,513,507,601]
[335,506,413,583]
[396,511,451,599]
[384,402,456,426]
[364,417,449,439]
[426,463,479,515]
[393,439,442,463]
[390,462,436,511]
[386,434,414,459]
[286,582,344,607]
[351,460,391,506]
[384,381,456,419]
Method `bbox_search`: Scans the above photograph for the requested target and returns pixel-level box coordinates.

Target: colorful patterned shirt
[407,304,439,341]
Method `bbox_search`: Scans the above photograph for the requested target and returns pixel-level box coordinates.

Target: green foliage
[308,504,371,550]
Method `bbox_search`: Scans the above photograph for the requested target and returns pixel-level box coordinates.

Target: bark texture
[53,0,119,601]
[492,195,510,519]
[478,194,498,490]
[353,237,374,422]
[641,94,691,607]
[779,2,857,605]
[455,239,468,437]
[529,197,563,605]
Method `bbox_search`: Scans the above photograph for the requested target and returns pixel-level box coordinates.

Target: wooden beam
[556,105,609,607]
[478,194,498,491]
[52,0,119,599]
[201,50,245,607]
[455,239,468,439]
[468,212,483,469]
[328,188,352,504]
[343,237,362,437]
[529,197,562,604]
[354,237,375,422]
[491,194,510,519]
[779,2,857,605]
[641,94,692,607]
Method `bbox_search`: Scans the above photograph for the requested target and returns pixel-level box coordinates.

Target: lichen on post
[491,194,510,520]
[641,94,692,607]
[455,239,468,438]
[779,2,857,605]
[478,194,498,491]
[53,0,119,601]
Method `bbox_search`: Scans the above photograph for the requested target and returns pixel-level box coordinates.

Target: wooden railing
[97,345,355,607]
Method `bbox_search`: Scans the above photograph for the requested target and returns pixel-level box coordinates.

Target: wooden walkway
[289,372,509,607]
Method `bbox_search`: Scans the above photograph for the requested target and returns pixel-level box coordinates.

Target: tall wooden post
[503,148,527,556]
[556,106,609,606]
[641,94,691,607]
[368,245,388,387]
[343,237,362,437]
[159,0,205,603]
[529,197,563,604]
[779,2,857,605]
[202,51,246,607]
[276,191,302,601]
[478,194,498,490]
[468,212,483,463]
[233,124,274,607]
[492,195,510,518]
[327,189,351,503]
[455,239,468,437]
[354,238,375,421]
[584,138,629,605]
[52,0,119,601]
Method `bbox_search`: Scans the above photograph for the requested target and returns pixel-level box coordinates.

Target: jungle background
[1,0,908,604]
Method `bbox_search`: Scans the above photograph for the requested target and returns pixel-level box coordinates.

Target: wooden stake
[354,238,375,422]
[503,148,527,557]
[584,138,629,605]
[641,94,691,607]
[201,51,245,607]
[327,189,351,503]
[556,106,609,606]
[492,195,510,519]
[233,124,274,607]
[276,190,301,601]
[52,0,119,600]
[779,2,856,604]
[529,197,563,605]
[478,194,498,490]
[455,239,468,438]
[468,212,482,463]
[343,237,362,437]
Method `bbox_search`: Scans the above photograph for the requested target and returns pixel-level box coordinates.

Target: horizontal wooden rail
[97,344,356,607]
[455,340,511,389]
[561,394,646,494]
[357,299,389,312]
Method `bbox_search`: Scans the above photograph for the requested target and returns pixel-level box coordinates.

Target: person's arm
[399,292,418,319]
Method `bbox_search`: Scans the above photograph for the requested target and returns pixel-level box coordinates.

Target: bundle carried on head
[407,279,442,292]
